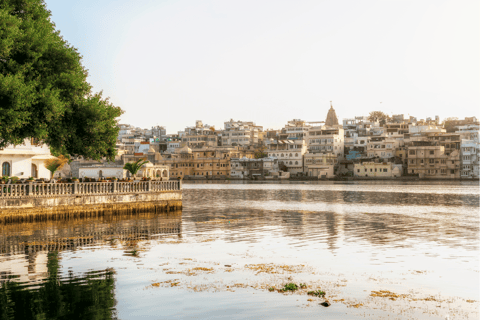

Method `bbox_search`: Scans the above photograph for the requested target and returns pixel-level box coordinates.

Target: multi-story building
[460,140,479,179]
[406,142,460,179]
[267,141,307,174]
[153,146,255,179]
[456,124,479,179]
[306,126,344,159]
[149,126,166,141]
[264,119,311,174]
[366,137,399,159]
[221,119,263,147]
[303,153,337,178]
[182,120,218,148]
[230,157,279,179]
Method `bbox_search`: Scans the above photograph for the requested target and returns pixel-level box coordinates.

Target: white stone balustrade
[0,180,182,198]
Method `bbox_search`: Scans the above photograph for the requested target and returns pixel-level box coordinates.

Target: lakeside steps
[0,180,182,223]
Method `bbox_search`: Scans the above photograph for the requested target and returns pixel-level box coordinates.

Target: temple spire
[325,101,339,126]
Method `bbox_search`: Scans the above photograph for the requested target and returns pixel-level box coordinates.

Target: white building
[267,141,307,174]
[306,126,345,159]
[0,139,55,179]
[456,125,479,179]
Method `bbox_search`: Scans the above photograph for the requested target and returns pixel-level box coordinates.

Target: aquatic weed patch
[282,283,298,291]
[244,263,304,275]
[370,290,409,300]
[307,290,326,297]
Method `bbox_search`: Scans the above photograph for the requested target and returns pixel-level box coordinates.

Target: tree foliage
[443,117,459,133]
[0,0,123,160]
[367,111,391,125]
[123,159,149,177]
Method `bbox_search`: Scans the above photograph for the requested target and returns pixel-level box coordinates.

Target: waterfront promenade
[0,181,182,222]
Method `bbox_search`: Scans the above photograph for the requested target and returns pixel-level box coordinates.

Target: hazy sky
[45,0,479,133]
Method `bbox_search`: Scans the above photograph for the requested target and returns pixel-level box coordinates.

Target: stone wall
[0,191,182,223]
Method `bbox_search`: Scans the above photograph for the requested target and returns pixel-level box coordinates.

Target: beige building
[367,137,400,159]
[221,119,263,147]
[181,120,218,148]
[354,162,402,178]
[303,153,336,178]
[155,146,255,179]
[406,143,460,179]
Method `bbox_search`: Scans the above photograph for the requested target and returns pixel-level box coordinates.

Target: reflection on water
[0,252,116,320]
[0,181,478,319]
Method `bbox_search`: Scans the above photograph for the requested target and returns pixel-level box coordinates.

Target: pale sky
[45,0,479,133]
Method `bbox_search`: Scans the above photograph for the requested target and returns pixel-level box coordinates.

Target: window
[429,159,434,164]
[430,150,434,155]
[409,150,416,155]
[450,170,455,174]
[383,168,387,172]
[2,162,11,176]
[357,169,360,173]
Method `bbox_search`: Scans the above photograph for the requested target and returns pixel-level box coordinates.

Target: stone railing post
[73,181,78,194]
[178,179,182,190]
[113,180,117,193]
[147,180,152,192]
[28,182,34,196]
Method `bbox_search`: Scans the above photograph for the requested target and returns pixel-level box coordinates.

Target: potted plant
[71,177,79,182]
[28,177,35,182]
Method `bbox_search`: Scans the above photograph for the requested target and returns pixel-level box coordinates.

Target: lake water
[0,181,479,319]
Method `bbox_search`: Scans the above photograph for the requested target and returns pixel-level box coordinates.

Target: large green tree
[0,0,123,160]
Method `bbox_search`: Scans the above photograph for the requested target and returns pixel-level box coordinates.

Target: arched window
[295,153,298,157]
[289,153,292,157]
[2,162,10,176]
[281,154,284,157]
[295,161,298,165]
[289,161,292,165]
[31,164,38,178]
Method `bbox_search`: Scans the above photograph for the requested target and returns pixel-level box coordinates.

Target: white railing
[0,180,181,198]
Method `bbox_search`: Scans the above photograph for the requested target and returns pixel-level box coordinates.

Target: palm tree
[123,159,149,179]
[44,155,68,179]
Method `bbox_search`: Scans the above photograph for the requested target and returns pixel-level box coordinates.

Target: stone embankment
[0,181,182,223]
